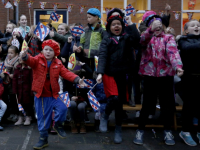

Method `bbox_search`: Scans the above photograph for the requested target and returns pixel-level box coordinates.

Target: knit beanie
[107,8,124,22]
[42,39,60,56]
[106,15,125,34]
[87,8,101,19]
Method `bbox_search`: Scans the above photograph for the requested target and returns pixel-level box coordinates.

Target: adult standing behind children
[20,39,86,149]
[75,8,106,79]
[18,15,30,39]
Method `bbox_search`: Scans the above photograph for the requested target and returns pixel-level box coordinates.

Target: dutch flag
[87,90,100,112]
[34,22,50,41]
[50,12,61,22]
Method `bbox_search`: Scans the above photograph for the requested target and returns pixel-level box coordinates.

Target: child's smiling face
[186,20,200,35]
[110,20,122,36]
[42,46,55,61]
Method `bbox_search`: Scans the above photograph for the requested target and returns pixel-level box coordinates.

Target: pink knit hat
[142,11,157,22]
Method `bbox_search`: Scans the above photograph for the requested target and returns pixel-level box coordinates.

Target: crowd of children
[0,3,199,149]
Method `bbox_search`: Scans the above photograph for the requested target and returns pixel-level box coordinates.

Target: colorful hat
[42,39,60,56]
[142,11,157,22]
[87,8,101,19]
[12,28,22,36]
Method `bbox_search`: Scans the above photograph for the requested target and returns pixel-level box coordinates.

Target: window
[101,0,151,27]
[182,0,200,32]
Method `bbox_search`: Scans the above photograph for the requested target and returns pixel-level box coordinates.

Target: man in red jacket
[21,39,85,150]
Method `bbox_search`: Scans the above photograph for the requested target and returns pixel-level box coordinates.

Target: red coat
[24,53,78,99]
[12,64,33,104]
[0,83,4,99]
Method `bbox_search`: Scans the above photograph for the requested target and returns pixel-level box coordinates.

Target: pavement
[0,110,200,150]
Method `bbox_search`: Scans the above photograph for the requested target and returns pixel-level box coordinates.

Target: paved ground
[0,110,199,150]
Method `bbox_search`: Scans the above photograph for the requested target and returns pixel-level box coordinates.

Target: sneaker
[33,136,48,149]
[197,133,200,144]
[179,131,197,146]
[164,130,175,145]
[133,130,144,145]
[193,118,198,126]
[135,111,140,118]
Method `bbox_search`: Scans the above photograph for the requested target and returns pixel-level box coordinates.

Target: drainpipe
[16,5,19,24]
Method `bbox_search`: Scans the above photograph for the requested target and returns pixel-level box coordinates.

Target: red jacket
[24,53,78,99]
[0,83,4,99]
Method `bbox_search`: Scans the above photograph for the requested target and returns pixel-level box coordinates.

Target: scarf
[4,55,19,70]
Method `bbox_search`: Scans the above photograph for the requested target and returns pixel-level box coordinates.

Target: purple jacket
[139,28,182,77]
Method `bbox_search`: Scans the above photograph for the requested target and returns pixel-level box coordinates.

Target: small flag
[13,0,20,7]
[5,1,13,9]
[125,4,135,16]
[92,6,99,9]
[94,56,98,71]
[80,5,86,14]
[187,12,194,20]
[124,18,128,26]
[0,62,5,74]
[87,90,100,112]
[59,92,71,108]
[66,4,73,13]
[71,25,84,37]
[77,79,94,89]
[53,3,59,12]
[68,53,76,70]
[18,104,26,116]
[50,12,61,22]
[173,11,181,20]
[12,39,20,49]
[40,2,47,10]
[105,7,112,15]
[34,22,50,41]
[21,40,28,51]
[27,1,33,9]
[159,11,165,17]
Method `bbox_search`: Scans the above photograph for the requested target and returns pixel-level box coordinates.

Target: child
[1,46,19,122]
[20,39,85,149]
[12,58,33,126]
[75,8,106,79]
[18,15,30,39]
[0,77,7,131]
[25,25,49,57]
[133,12,183,146]
[96,8,140,144]
[178,19,200,146]
[0,23,16,58]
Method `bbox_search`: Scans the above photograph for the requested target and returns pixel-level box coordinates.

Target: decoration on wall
[173,11,181,20]
[13,0,20,6]
[66,4,73,13]
[80,5,86,14]
[5,1,13,9]
[187,12,194,20]
[159,11,165,17]
[40,2,47,10]
[53,3,59,12]
[27,1,33,9]
[188,0,196,10]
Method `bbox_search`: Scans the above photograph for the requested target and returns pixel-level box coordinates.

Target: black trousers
[138,76,175,130]
[181,75,200,132]
[105,74,127,126]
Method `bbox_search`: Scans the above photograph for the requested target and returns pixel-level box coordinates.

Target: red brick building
[0,0,199,35]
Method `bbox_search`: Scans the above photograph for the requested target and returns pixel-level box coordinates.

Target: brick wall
[0,0,182,34]
[151,0,182,35]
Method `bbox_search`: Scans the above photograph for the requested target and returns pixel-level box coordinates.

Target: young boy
[20,39,85,149]
[75,8,106,79]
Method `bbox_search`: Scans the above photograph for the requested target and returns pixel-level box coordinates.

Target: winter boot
[14,116,23,126]
[53,122,67,138]
[114,125,122,144]
[70,120,78,134]
[33,136,48,149]
[99,113,109,132]
[24,116,31,126]
[80,122,86,134]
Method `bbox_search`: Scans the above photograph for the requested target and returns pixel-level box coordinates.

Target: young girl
[12,58,33,126]
[178,19,200,146]
[133,12,183,146]
[0,77,7,131]
[18,15,30,39]
[96,8,140,144]
[1,46,19,122]
[20,39,85,149]
[0,23,16,58]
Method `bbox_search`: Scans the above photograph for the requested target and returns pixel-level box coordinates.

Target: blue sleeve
[60,41,73,58]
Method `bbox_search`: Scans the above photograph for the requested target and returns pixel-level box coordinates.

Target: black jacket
[0,32,12,54]
[178,34,200,75]
[97,24,140,76]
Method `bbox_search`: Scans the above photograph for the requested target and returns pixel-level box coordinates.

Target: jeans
[0,100,7,121]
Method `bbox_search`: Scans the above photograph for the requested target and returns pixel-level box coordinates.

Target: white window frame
[101,0,151,24]
[181,0,200,34]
